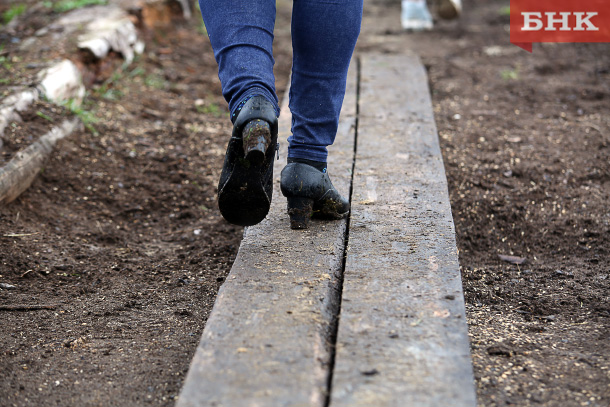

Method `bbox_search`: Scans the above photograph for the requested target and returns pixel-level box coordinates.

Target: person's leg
[287,0,363,165]
[281,0,362,229]
[198,0,279,117]
[199,0,280,226]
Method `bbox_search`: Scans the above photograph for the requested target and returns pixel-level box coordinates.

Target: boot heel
[243,119,271,166]
[287,197,314,230]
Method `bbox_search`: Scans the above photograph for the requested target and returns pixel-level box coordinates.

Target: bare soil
[1,0,609,406]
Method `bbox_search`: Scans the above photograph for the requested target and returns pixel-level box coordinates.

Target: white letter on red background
[574,12,599,31]
[522,12,543,31]
[544,12,571,31]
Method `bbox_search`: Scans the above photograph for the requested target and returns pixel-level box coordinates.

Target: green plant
[53,0,107,13]
[190,180,203,190]
[101,89,123,100]
[498,6,510,16]
[2,4,26,25]
[62,98,99,135]
[144,74,167,90]
[36,111,53,122]
[94,70,125,100]
[0,45,12,70]
[0,54,11,70]
[195,102,223,117]
[501,68,519,81]
[129,66,145,78]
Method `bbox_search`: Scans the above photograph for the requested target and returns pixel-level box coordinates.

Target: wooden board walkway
[330,54,476,407]
[177,54,476,407]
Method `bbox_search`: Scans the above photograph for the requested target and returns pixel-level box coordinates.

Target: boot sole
[218,159,271,226]
[218,121,274,227]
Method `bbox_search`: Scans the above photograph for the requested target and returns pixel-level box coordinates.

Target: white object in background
[37,60,86,106]
[401,0,434,31]
[438,0,462,20]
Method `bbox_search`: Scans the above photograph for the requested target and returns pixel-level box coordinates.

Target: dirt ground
[1,0,608,406]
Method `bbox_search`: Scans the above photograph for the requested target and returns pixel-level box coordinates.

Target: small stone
[483,46,504,56]
[361,368,380,376]
[487,345,512,357]
[498,254,526,265]
[554,269,574,278]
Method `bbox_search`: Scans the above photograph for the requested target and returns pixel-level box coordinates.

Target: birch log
[1,59,84,139]
[0,119,80,204]
[37,60,86,106]
[76,6,143,64]
[0,89,39,136]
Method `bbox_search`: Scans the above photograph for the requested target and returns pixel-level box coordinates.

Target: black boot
[280,162,350,230]
[217,96,278,226]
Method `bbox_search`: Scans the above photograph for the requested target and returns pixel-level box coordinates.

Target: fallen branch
[0,305,57,311]
[0,119,80,204]
[3,232,39,237]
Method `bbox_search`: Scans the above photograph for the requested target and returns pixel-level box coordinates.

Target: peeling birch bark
[35,6,144,65]
[0,119,80,204]
[0,89,40,136]
[76,6,143,64]
[1,60,84,139]
[37,60,86,106]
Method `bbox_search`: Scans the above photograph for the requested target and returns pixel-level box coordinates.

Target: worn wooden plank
[329,54,476,407]
[177,64,357,407]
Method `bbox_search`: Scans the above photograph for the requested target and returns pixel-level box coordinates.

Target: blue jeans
[199,0,363,162]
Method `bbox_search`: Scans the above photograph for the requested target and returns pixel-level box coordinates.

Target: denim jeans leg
[288,0,363,162]
[199,0,363,161]
[198,0,280,118]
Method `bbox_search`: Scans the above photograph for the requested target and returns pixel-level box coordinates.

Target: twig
[583,122,603,135]
[163,226,202,236]
[0,304,57,311]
